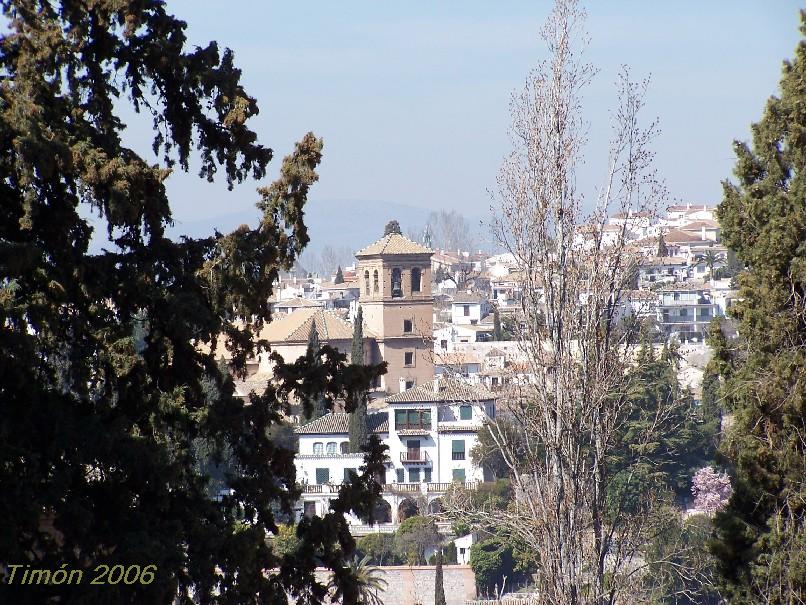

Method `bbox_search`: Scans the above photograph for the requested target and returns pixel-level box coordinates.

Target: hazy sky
[157,1,802,227]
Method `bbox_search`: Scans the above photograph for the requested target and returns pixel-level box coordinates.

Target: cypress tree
[710,14,806,603]
[435,548,447,605]
[305,320,327,421]
[493,307,503,341]
[656,232,668,257]
[335,265,344,284]
[349,307,369,452]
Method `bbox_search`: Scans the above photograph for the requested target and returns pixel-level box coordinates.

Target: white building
[657,281,722,342]
[637,256,688,288]
[451,293,489,326]
[293,378,494,526]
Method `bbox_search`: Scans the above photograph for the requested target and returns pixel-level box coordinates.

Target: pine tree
[435,548,447,605]
[493,307,503,341]
[0,3,388,602]
[710,13,806,603]
[349,307,369,453]
[335,265,344,284]
[384,220,402,236]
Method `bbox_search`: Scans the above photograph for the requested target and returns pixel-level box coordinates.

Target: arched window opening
[411,267,421,293]
[373,270,379,293]
[364,270,370,295]
[391,268,403,298]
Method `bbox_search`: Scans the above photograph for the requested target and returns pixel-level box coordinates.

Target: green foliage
[642,511,723,605]
[272,524,301,558]
[349,307,369,452]
[709,13,806,603]
[493,308,503,341]
[327,555,388,605]
[0,2,390,602]
[384,220,402,236]
[395,516,440,565]
[356,533,401,566]
[303,322,327,421]
[610,336,719,509]
[471,419,534,479]
[335,265,344,284]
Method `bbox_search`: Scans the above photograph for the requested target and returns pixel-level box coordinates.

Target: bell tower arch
[355,225,433,394]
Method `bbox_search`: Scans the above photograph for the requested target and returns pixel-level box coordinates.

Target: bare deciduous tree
[442,1,696,604]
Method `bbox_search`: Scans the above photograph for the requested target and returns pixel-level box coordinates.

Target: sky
[150,1,801,233]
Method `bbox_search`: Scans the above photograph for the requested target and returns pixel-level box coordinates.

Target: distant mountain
[166,198,492,254]
[88,198,493,255]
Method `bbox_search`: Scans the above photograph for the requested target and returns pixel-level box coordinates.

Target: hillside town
[207,202,739,573]
[6,1,805,604]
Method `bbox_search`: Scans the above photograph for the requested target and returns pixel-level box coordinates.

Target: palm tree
[696,249,724,283]
[328,555,388,605]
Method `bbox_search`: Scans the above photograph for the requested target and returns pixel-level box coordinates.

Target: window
[440,339,448,350]
[396,468,405,483]
[409,468,421,482]
[313,442,323,455]
[452,440,466,460]
[404,351,414,366]
[391,268,403,298]
[343,468,358,483]
[463,305,470,316]
[340,442,349,454]
[459,405,472,421]
[673,292,680,300]
[452,468,466,482]
[326,442,336,455]
[364,271,370,295]
[315,468,330,484]
[405,380,415,390]
[373,270,379,294]
[403,319,413,333]
[424,468,432,482]
[679,309,688,317]
[411,268,421,293]
[395,409,431,430]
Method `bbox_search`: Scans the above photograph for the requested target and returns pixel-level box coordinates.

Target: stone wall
[310,565,476,605]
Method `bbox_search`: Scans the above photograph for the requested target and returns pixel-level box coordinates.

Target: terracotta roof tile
[259,308,372,343]
[295,411,389,434]
[355,233,433,257]
[385,378,495,403]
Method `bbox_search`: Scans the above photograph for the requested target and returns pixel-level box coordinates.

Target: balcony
[400,451,431,463]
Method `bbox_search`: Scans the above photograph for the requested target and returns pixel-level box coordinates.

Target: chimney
[399,377,407,392]
[433,376,440,393]
[701,226,706,241]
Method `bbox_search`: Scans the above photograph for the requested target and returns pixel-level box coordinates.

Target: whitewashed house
[293,378,494,526]
[451,293,489,326]
[657,281,722,342]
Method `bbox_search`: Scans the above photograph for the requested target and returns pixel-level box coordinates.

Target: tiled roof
[434,352,481,366]
[451,292,486,304]
[681,219,720,230]
[295,411,389,434]
[232,373,272,398]
[663,229,702,243]
[275,298,324,308]
[385,378,495,403]
[639,256,687,266]
[259,308,371,343]
[355,233,433,257]
[660,280,709,292]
